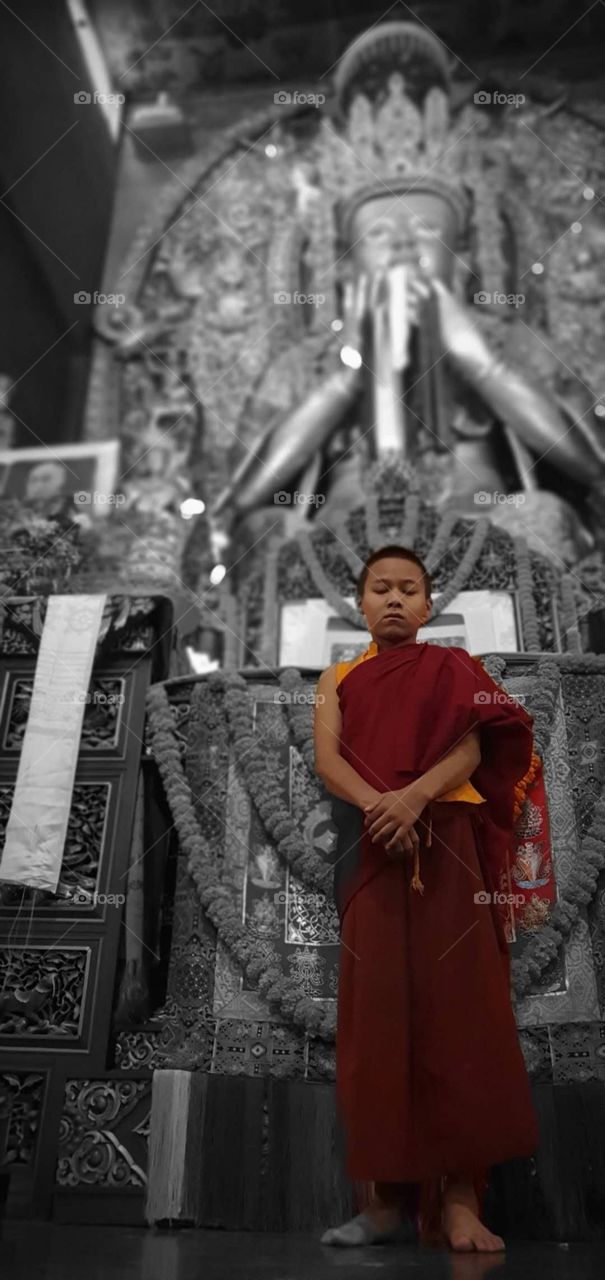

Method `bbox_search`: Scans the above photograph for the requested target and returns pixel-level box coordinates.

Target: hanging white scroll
[0,594,108,892]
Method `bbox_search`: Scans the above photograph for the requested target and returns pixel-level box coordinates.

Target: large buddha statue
[210,22,605,569]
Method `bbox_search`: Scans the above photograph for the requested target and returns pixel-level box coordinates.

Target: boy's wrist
[400,776,435,805]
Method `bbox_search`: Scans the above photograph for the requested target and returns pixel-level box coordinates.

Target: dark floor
[1,1224,605,1280]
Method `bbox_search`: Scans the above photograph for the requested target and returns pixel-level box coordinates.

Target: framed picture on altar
[278,589,521,668]
[0,440,121,528]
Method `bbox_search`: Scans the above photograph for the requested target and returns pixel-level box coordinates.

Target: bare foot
[442,1180,505,1253]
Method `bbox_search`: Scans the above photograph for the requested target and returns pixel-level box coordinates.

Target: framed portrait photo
[0,440,121,527]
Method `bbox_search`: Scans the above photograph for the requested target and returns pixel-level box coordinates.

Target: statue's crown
[333,21,451,113]
[316,22,470,241]
[298,19,525,316]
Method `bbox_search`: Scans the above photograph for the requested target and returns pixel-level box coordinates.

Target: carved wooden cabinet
[0,595,172,1220]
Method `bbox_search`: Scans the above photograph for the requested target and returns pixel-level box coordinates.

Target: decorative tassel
[410,812,431,895]
[411,847,424,894]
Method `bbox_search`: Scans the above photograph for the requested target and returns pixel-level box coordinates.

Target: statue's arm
[469,356,605,483]
[433,280,605,485]
[211,364,361,518]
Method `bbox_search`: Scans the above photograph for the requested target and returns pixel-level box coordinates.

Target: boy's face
[360,556,432,644]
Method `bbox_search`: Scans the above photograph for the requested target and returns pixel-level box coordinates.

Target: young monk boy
[313,544,540,1252]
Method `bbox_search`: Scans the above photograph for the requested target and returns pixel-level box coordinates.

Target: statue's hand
[431,279,492,374]
[340,271,370,357]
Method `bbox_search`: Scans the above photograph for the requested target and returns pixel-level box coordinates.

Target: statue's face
[349,191,458,285]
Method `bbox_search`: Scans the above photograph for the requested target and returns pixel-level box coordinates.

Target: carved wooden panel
[2,674,126,754]
[0,782,111,913]
[0,601,169,1219]
[0,945,94,1047]
[0,1071,45,1166]
[0,662,141,764]
[56,1078,150,1189]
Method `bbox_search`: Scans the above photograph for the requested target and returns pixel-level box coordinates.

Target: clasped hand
[363,785,429,859]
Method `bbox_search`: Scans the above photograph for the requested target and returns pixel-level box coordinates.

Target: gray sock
[320,1211,405,1247]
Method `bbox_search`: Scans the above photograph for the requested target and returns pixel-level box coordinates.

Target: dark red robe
[331,641,540,1242]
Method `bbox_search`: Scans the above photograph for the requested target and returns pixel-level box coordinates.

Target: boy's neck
[373,633,422,653]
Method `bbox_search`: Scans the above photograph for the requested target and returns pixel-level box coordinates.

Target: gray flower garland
[221,674,331,890]
[292,498,541,637]
[425,509,459,573]
[430,517,490,618]
[147,680,337,1046]
[294,527,365,628]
